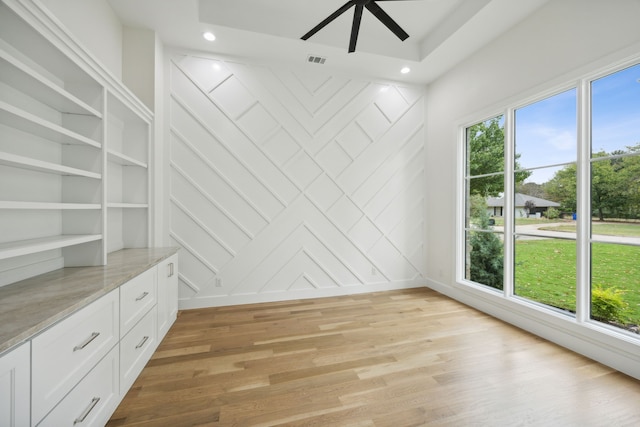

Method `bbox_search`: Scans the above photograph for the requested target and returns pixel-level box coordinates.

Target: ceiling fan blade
[301,1,355,40]
[348,4,364,53]
[365,1,409,41]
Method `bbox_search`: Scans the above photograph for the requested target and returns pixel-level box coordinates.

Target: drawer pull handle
[168,262,174,277]
[135,291,149,301]
[73,332,100,352]
[136,335,149,349]
[74,397,100,425]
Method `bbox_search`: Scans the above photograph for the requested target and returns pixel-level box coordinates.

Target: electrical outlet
[371,267,376,275]
[215,277,222,287]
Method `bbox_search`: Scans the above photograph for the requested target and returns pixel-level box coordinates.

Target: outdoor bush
[591,285,628,323]
[546,207,560,220]
[470,210,504,290]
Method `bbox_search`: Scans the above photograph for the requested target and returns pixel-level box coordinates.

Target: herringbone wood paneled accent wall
[169,54,426,308]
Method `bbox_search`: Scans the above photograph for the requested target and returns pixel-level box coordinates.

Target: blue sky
[592,63,640,154]
[514,63,640,184]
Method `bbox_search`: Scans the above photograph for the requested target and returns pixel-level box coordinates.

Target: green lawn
[539,222,640,237]
[514,239,640,326]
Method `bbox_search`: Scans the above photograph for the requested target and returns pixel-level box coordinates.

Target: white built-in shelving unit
[105,91,150,254]
[0,0,152,286]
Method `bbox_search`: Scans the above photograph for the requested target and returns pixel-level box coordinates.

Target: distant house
[486,193,560,218]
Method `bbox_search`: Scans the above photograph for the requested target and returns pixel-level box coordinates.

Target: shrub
[469,209,503,290]
[546,207,560,220]
[591,285,628,323]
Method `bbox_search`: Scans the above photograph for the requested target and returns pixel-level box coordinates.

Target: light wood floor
[108,288,640,426]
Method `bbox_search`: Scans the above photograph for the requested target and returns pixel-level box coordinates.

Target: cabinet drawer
[120,268,156,336]
[32,289,119,424]
[38,345,119,427]
[120,306,157,395]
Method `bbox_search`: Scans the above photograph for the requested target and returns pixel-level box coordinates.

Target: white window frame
[456,57,640,347]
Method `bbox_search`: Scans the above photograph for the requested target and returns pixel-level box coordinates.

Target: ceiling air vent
[307,55,326,65]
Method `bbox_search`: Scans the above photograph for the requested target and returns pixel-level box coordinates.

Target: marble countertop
[0,247,179,354]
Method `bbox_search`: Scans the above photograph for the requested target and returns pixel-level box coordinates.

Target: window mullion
[576,79,591,323]
[503,108,515,297]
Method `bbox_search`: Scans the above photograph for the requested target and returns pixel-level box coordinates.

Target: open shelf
[0,201,101,210]
[0,2,103,109]
[0,0,151,283]
[107,203,148,209]
[0,49,102,118]
[0,101,101,148]
[0,151,101,178]
[0,234,102,260]
[107,149,147,168]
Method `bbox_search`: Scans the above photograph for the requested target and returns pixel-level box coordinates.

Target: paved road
[492,222,640,245]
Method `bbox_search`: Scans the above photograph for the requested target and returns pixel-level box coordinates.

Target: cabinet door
[0,341,30,427]
[157,253,178,340]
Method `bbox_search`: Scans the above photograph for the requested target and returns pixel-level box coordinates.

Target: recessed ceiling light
[400,67,411,74]
[203,32,216,41]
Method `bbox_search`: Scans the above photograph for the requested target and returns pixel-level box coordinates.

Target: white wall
[39,0,123,79]
[122,27,156,110]
[168,53,426,308]
[424,0,640,378]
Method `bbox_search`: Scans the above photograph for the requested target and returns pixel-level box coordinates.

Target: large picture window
[461,61,640,337]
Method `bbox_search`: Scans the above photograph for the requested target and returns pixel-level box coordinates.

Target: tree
[517,182,547,199]
[467,116,531,196]
[621,147,640,219]
[524,200,536,218]
[591,153,626,220]
[544,143,640,220]
[544,164,577,213]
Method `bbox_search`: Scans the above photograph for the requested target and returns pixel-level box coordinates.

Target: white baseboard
[178,280,428,309]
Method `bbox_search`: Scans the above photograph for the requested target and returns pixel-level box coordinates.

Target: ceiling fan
[301,0,411,53]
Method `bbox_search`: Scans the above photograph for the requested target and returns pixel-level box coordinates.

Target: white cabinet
[0,0,152,287]
[23,251,177,426]
[31,289,119,424]
[0,341,30,427]
[157,253,179,339]
[38,345,119,427]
